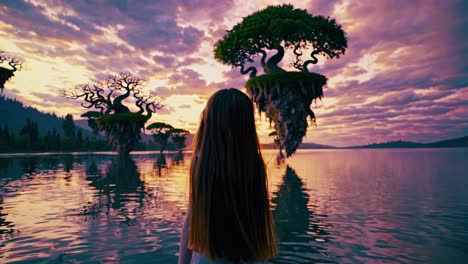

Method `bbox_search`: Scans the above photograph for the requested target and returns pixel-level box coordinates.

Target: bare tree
[61,72,163,157]
[0,50,23,93]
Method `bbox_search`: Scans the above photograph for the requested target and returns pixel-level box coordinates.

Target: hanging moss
[245,71,327,157]
[95,112,149,126]
[92,113,149,156]
[80,111,102,135]
[81,111,102,119]
[246,71,326,103]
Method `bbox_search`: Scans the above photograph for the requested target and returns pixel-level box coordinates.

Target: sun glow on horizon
[1,0,466,147]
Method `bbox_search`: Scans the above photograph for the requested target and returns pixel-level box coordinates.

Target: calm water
[0,149,467,263]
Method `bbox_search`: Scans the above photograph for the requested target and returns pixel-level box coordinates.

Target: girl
[178,88,278,264]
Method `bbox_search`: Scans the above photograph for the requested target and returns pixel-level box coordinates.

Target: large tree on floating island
[61,72,163,157]
[0,50,23,94]
[214,4,347,156]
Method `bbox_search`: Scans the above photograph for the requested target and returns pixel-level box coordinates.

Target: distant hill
[425,136,468,148]
[0,94,194,146]
[348,140,424,148]
[300,142,336,149]
[348,136,468,148]
[3,95,466,150]
[0,95,193,151]
[261,142,335,149]
[0,95,65,135]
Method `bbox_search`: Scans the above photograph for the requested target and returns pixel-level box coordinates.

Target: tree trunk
[263,46,286,74]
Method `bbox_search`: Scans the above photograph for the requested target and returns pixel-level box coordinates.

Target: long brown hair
[189,88,277,261]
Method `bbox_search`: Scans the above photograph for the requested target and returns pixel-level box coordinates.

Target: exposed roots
[246,71,326,156]
[95,113,148,156]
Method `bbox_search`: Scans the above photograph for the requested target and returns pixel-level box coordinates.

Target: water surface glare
[0,149,467,263]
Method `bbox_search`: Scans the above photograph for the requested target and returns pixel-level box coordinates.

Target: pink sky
[1,0,467,146]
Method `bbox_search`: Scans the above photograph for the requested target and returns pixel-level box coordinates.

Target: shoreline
[1,147,467,157]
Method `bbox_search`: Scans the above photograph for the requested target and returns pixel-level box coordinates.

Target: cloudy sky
[1,0,467,146]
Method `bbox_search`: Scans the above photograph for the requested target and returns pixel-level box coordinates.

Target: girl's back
[178,88,277,264]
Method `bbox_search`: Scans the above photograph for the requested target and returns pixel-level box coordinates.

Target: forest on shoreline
[1,95,466,154]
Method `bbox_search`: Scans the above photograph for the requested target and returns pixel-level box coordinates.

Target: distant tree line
[0,114,108,152]
[0,114,157,153]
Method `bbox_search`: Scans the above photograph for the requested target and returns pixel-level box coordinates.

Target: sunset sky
[1,0,467,147]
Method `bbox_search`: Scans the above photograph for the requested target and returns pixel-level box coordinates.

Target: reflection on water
[275,153,286,166]
[0,195,14,254]
[0,149,467,263]
[82,157,144,217]
[63,155,74,173]
[271,166,333,263]
[0,153,189,263]
[154,154,168,176]
[173,151,184,165]
[156,154,167,167]
[20,156,39,175]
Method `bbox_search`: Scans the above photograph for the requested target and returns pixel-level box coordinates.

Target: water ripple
[0,149,467,263]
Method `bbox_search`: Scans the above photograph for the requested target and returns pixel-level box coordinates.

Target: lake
[0,149,467,263]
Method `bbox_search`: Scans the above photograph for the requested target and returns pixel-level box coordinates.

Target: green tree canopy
[214,4,347,76]
[146,122,174,132]
[170,128,190,151]
[213,4,347,157]
[147,122,174,155]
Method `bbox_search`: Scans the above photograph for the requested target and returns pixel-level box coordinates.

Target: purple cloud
[1,0,467,146]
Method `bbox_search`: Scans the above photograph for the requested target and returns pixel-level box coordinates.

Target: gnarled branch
[302,49,321,73]
[239,64,258,78]
[0,51,24,92]
[0,51,23,71]
[263,45,286,74]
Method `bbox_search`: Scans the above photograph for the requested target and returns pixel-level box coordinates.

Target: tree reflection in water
[0,158,13,179]
[38,156,60,174]
[83,156,144,219]
[153,154,168,176]
[153,152,187,178]
[271,166,335,263]
[275,153,286,166]
[173,151,184,165]
[62,155,74,173]
[157,154,167,167]
[20,156,39,176]
[0,195,15,250]
[1,157,39,254]
[81,155,183,262]
[1,155,65,251]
